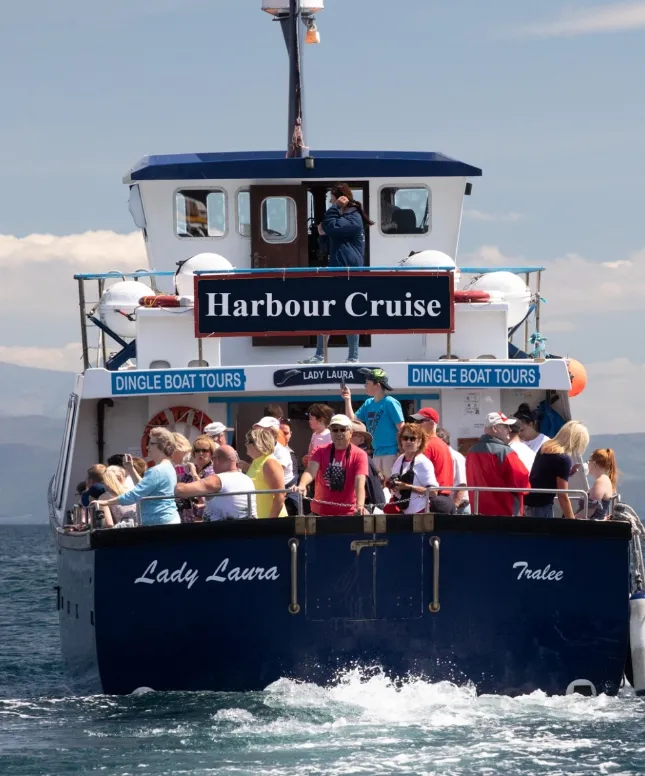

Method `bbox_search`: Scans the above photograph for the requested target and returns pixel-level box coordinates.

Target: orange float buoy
[567,358,587,398]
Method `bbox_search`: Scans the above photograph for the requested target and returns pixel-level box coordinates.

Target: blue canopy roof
[124,150,482,183]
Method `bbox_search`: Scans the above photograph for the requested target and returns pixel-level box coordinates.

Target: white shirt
[204,471,257,521]
[510,440,536,472]
[273,443,294,484]
[524,433,550,453]
[391,453,439,515]
[449,447,467,486]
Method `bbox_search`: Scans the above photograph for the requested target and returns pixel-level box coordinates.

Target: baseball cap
[254,416,281,430]
[329,414,353,429]
[365,368,393,391]
[204,422,233,437]
[410,407,439,424]
[486,412,516,427]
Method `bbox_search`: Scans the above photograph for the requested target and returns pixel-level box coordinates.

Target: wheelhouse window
[237,190,251,237]
[261,196,297,243]
[380,186,430,235]
[175,190,227,238]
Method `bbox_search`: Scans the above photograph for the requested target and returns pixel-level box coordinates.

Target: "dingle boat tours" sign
[194,271,454,338]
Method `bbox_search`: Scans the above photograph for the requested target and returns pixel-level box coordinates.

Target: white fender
[629,592,645,695]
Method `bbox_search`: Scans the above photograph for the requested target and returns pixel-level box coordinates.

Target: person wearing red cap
[465,412,530,516]
[409,408,454,494]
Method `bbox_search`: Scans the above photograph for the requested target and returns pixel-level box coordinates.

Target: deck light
[305,156,315,169]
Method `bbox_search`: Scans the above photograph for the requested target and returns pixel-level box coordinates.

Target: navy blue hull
[56,515,631,696]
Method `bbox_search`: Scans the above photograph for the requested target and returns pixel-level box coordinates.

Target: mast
[263,1,323,158]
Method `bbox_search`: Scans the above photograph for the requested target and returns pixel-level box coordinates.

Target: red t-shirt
[424,436,454,492]
[310,443,369,516]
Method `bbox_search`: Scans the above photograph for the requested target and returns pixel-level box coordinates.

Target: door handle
[350,539,388,556]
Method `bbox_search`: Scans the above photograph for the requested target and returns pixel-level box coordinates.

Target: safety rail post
[77,278,90,371]
[524,271,531,352]
[535,270,542,335]
[97,278,107,367]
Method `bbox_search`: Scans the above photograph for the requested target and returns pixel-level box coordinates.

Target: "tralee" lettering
[513,561,563,581]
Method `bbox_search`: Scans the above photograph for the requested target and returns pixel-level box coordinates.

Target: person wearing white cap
[465,412,530,517]
[292,414,368,516]
[204,421,233,447]
[254,417,294,488]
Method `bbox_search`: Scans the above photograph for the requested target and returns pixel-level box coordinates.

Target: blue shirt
[356,396,404,456]
[118,460,180,525]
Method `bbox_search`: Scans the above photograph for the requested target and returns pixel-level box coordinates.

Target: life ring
[139,295,181,308]
[141,406,213,457]
[454,290,491,303]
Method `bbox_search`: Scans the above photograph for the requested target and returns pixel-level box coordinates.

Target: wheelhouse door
[249,185,309,346]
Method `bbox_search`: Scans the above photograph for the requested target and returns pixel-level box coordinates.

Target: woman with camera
[387,424,440,514]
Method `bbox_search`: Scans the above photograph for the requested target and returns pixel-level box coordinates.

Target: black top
[525,451,572,507]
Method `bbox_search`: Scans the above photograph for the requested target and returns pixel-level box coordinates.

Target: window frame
[235,187,251,239]
[260,195,298,244]
[173,186,228,240]
[377,183,432,238]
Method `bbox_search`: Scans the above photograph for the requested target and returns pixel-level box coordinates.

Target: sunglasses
[330,426,350,433]
[401,435,418,442]
[193,447,211,454]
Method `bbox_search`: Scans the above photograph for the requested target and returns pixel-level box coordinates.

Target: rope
[613,502,645,592]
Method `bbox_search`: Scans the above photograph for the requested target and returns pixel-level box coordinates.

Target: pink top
[308,428,331,455]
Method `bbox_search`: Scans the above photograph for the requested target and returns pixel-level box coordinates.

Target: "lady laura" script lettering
[134,559,280,589]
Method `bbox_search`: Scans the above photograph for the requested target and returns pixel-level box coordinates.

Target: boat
[49,0,645,697]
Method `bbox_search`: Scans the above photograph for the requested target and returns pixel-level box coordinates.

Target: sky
[0,0,644,432]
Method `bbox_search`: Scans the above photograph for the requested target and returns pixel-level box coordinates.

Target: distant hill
[0,363,73,418]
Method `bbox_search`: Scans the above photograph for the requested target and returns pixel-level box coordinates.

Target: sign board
[273,365,378,388]
[195,271,454,338]
[408,364,540,388]
[111,368,246,396]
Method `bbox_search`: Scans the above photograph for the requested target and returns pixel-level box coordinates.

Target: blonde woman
[245,427,287,518]
[525,420,589,519]
[97,466,136,527]
[97,427,180,525]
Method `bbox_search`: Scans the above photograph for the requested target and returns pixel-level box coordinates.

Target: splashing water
[1,526,644,776]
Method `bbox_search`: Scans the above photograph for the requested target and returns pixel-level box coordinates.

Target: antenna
[262,1,324,158]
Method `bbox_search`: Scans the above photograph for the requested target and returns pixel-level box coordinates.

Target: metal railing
[135,488,304,526]
[73,264,546,372]
[65,485,592,533]
[435,485,590,519]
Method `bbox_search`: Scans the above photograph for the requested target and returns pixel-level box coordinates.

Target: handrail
[73,265,547,281]
[436,485,589,519]
[135,488,303,526]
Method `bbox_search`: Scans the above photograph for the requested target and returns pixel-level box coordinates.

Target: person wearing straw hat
[350,421,385,511]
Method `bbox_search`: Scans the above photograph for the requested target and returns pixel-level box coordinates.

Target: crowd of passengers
[76,367,618,528]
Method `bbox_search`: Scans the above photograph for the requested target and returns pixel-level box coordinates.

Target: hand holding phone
[123,454,133,467]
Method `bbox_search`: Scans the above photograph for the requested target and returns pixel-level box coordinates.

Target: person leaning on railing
[292,414,368,516]
[94,427,180,526]
[245,427,287,518]
[525,420,589,519]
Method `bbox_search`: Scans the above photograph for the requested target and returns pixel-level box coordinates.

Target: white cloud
[522,1,645,37]
[0,230,145,269]
[463,210,523,223]
[0,343,82,372]
[0,231,148,321]
[462,245,645,314]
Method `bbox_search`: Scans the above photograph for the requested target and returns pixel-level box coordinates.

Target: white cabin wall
[441,388,502,448]
[134,173,470,367]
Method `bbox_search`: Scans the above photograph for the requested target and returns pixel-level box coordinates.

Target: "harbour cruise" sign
[195,271,453,337]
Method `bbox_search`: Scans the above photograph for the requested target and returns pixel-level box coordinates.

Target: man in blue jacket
[299,184,373,365]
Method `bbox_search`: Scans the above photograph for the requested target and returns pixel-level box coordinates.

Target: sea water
[1,525,644,776]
